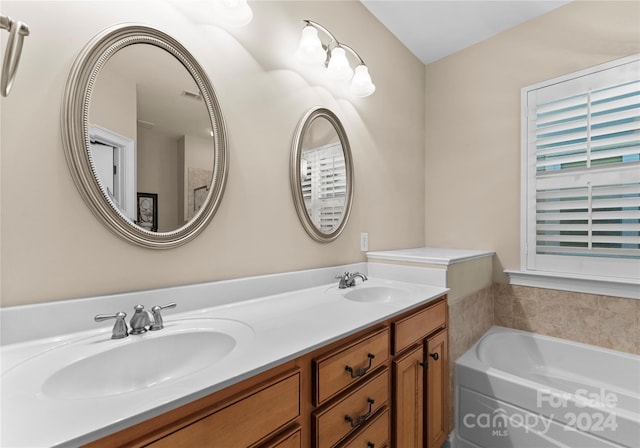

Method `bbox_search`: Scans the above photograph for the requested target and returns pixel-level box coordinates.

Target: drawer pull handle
[367,443,375,448]
[344,398,375,428]
[345,353,375,378]
[430,352,439,361]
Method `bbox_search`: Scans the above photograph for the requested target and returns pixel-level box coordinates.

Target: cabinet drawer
[314,327,389,405]
[338,407,389,448]
[261,425,301,448]
[149,370,300,448]
[313,368,389,448]
[392,300,446,355]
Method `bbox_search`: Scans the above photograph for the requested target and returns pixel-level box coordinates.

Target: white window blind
[523,55,640,280]
[302,142,346,233]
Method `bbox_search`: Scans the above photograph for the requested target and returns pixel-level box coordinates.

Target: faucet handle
[149,302,177,331]
[336,272,351,289]
[94,311,128,339]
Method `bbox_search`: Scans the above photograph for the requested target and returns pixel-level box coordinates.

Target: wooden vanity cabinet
[83,365,301,448]
[390,299,449,448]
[313,327,389,406]
[392,344,424,447]
[260,425,302,448]
[85,295,447,448]
[311,295,448,448]
[425,329,448,448]
[147,370,300,448]
[338,407,390,448]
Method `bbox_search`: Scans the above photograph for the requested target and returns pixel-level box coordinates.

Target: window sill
[504,270,639,300]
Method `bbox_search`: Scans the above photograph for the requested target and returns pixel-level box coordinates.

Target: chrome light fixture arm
[302,20,365,66]
[0,15,30,97]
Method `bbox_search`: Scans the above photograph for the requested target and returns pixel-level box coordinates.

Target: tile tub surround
[493,284,640,355]
[446,283,639,439]
[447,285,494,433]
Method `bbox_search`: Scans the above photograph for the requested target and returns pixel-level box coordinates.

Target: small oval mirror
[62,24,228,249]
[290,108,353,242]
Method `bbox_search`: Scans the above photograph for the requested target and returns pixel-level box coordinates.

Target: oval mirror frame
[62,24,228,249]
[290,107,354,243]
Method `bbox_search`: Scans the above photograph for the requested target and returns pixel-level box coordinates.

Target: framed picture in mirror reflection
[137,192,158,232]
[194,185,209,213]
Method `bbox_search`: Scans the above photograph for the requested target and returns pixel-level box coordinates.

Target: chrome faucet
[336,272,368,289]
[129,304,153,335]
[95,303,178,339]
[149,302,177,331]
[94,311,128,339]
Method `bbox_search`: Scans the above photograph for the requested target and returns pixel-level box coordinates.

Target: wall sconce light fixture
[296,20,375,97]
[0,15,30,97]
[212,0,253,28]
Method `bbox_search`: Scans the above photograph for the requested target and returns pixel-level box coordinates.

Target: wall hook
[1,15,30,97]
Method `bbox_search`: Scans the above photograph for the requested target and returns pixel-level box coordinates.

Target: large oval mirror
[290,107,353,243]
[62,24,228,249]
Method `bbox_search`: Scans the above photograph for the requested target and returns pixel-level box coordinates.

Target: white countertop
[1,278,448,447]
[367,247,494,265]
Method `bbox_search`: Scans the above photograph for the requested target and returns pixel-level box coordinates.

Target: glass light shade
[350,64,376,97]
[326,47,353,81]
[214,0,253,27]
[296,26,326,65]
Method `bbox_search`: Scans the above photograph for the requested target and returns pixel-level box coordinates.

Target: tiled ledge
[494,283,640,355]
[505,270,639,300]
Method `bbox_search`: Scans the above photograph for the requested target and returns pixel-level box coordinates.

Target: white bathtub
[455,326,640,448]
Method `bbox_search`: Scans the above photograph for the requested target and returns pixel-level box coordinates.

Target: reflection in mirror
[291,108,353,242]
[89,44,214,233]
[301,117,346,233]
[62,24,228,249]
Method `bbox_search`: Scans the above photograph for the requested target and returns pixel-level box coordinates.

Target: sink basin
[3,318,254,401]
[43,330,236,399]
[343,286,410,303]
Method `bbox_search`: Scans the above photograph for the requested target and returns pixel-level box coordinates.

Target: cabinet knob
[367,443,375,448]
[430,352,439,361]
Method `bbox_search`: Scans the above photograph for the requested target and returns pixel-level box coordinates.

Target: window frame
[517,54,640,298]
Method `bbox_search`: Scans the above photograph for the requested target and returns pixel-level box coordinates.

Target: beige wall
[137,127,179,232]
[90,65,137,141]
[0,1,425,306]
[424,1,640,283]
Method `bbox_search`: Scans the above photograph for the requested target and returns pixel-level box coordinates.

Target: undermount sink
[4,318,254,401]
[343,285,410,303]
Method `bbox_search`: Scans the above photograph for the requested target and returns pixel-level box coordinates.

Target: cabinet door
[392,344,424,448]
[425,329,448,448]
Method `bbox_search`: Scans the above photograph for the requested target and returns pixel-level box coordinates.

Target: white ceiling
[361,0,573,64]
